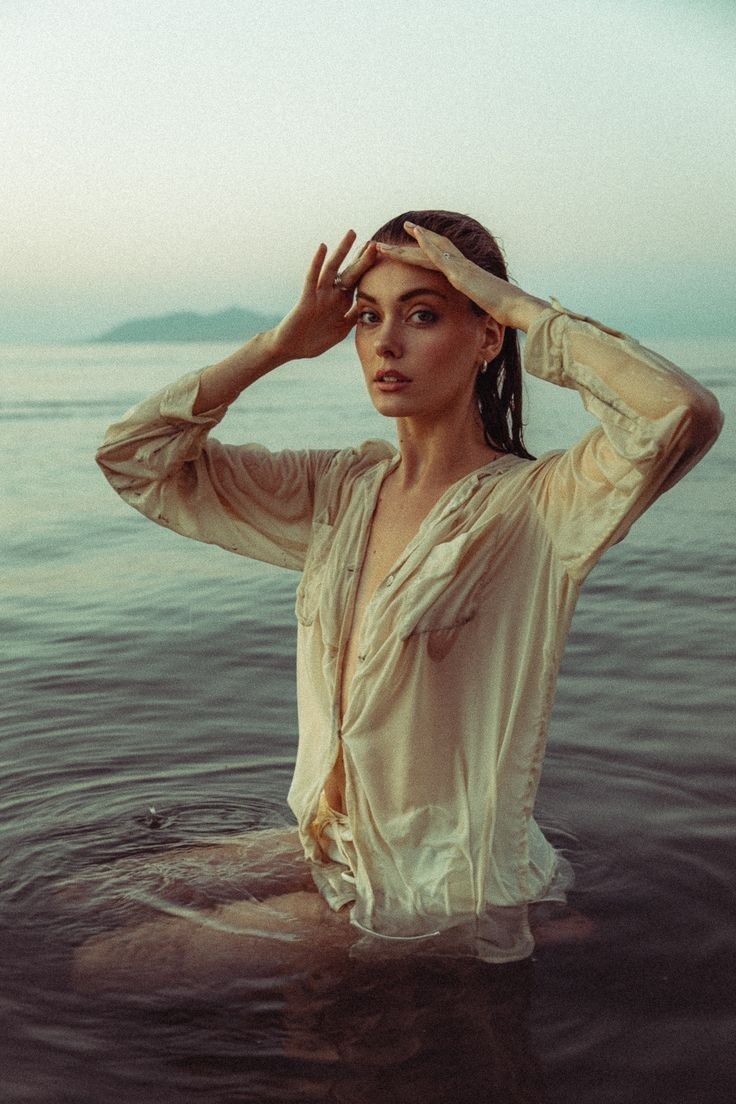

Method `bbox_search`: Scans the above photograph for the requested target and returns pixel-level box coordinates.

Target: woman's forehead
[356,255,454,302]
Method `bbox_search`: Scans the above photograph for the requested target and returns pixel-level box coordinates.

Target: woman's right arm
[96,234,376,571]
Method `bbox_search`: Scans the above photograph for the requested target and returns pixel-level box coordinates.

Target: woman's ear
[480,316,505,364]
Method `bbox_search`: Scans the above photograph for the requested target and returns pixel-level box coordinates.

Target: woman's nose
[374,321,402,359]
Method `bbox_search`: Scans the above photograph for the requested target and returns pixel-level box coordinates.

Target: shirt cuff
[545,298,633,341]
[159,368,229,426]
[523,298,637,387]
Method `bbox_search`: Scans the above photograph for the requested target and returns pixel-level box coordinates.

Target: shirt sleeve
[95,369,337,571]
[523,302,724,581]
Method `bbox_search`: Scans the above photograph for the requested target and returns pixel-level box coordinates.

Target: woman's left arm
[521,303,723,576]
[379,223,724,579]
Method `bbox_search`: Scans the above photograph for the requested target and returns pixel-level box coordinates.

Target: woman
[83,211,722,988]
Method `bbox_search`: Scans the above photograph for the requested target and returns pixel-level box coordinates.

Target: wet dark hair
[370,210,534,460]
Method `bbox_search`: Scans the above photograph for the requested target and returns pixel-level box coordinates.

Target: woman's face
[354,254,500,423]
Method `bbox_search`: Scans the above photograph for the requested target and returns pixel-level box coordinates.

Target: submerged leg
[58,826,313,916]
[529,902,596,946]
[72,887,354,993]
[64,826,345,992]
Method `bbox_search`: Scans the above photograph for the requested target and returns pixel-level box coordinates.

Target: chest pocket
[295,520,334,627]
[398,532,492,640]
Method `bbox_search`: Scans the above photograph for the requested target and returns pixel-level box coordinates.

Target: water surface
[2,338,734,1102]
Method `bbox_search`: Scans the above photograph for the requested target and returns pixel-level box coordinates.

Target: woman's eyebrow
[356,287,449,303]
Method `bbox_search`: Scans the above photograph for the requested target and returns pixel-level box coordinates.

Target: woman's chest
[352,488,437,618]
[297,468,551,655]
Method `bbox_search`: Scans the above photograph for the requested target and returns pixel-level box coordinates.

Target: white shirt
[96,304,722,962]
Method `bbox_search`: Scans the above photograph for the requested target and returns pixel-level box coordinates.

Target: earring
[479,361,489,374]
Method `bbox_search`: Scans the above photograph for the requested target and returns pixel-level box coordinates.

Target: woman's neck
[393,408,502,493]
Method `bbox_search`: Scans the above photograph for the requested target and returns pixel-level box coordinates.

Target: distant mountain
[92,305,281,343]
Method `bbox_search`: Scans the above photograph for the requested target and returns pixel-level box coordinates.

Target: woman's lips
[374,370,411,392]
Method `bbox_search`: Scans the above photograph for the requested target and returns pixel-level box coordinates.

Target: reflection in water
[67,952,544,1103]
[282,957,544,1104]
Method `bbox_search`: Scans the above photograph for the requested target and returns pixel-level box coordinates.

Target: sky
[2,0,735,342]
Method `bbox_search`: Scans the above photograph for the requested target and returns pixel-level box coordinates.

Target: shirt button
[385,574,395,587]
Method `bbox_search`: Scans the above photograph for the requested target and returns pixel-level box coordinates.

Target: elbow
[675,386,728,454]
[94,442,148,495]
[684,389,724,451]
[95,426,122,471]
[95,441,126,485]
[95,442,114,479]
[95,442,111,471]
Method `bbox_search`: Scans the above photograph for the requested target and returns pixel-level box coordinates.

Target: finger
[319,229,358,286]
[404,221,455,250]
[405,222,462,264]
[374,242,438,271]
[339,240,378,285]
[302,243,328,294]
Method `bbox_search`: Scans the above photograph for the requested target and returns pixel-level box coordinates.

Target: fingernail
[404,220,416,228]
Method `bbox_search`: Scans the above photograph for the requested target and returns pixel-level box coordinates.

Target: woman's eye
[357,309,379,325]
[410,309,437,324]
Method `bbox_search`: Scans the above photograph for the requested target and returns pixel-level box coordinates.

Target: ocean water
[2,336,734,1103]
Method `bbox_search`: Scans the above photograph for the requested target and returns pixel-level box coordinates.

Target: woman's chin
[369,394,412,418]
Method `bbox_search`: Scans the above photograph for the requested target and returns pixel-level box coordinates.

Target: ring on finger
[333,273,352,293]
[441,251,453,260]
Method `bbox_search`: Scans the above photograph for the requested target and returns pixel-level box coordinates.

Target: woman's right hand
[269,231,377,363]
[194,233,376,413]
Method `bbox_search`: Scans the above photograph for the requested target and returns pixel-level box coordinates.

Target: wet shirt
[96,305,722,962]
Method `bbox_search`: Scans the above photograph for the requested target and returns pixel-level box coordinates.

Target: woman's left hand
[375,222,550,333]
